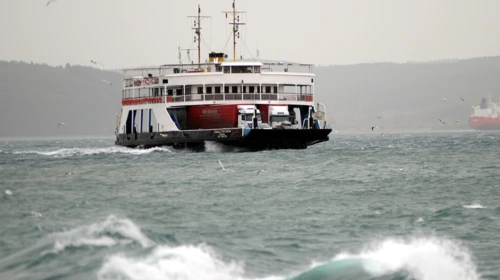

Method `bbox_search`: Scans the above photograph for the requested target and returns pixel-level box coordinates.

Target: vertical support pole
[148,109,152,132]
[140,109,143,133]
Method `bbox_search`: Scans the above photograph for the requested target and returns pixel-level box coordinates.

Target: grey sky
[1,0,499,69]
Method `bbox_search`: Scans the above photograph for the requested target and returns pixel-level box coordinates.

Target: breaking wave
[293,237,479,280]
[97,236,479,280]
[463,204,486,209]
[46,215,153,254]
[12,146,172,157]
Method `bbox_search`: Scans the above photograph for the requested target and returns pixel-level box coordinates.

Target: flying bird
[217,160,225,171]
[371,125,379,131]
[47,0,58,6]
[438,119,446,124]
[102,79,112,86]
[454,119,459,125]
[377,116,383,119]
[58,122,65,128]
[460,97,465,102]
[442,98,447,102]
[90,60,98,64]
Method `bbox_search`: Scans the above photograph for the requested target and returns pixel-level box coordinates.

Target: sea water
[0,131,499,280]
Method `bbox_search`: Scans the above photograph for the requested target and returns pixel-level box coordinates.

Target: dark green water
[0,131,499,280]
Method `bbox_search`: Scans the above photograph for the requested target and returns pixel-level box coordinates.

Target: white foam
[463,204,486,209]
[333,237,479,280]
[5,189,12,196]
[98,244,281,280]
[13,146,172,157]
[49,215,153,253]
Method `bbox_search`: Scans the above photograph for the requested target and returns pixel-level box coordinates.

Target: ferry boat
[115,1,332,150]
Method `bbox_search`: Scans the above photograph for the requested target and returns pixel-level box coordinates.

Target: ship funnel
[209,52,225,63]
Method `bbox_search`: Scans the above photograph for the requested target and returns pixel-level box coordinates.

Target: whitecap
[332,236,479,280]
[5,189,13,196]
[98,244,281,280]
[463,204,485,209]
[49,215,153,253]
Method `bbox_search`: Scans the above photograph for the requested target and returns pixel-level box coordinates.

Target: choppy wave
[97,236,479,280]
[47,215,153,254]
[463,204,486,209]
[302,237,479,280]
[12,146,172,157]
[98,245,267,280]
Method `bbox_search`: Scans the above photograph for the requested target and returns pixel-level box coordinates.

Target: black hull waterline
[115,128,332,150]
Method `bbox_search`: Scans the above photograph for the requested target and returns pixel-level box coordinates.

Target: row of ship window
[122,85,279,98]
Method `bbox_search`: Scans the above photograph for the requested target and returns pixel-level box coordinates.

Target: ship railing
[121,93,313,105]
[122,62,314,79]
[260,63,314,73]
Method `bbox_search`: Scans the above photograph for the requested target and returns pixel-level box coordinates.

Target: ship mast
[188,5,210,68]
[223,0,246,61]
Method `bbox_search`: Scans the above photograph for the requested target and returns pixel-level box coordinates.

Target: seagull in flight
[438,119,446,124]
[58,122,65,128]
[377,116,383,119]
[442,98,447,102]
[371,125,379,131]
[102,79,112,86]
[460,97,465,102]
[47,0,58,6]
[454,119,459,125]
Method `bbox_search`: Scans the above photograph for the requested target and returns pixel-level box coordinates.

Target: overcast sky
[1,0,499,69]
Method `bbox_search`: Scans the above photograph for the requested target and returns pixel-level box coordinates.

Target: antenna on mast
[188,5,211,68]
[223,0,246,61]
[178,46,196,64]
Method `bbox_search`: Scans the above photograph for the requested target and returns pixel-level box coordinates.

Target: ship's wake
[12,146,172,157]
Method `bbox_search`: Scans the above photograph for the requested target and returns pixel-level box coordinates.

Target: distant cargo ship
[114,0,331,150]
[469,96,500,130]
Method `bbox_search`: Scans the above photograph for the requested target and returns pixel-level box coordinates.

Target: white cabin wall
[118,104,179,133]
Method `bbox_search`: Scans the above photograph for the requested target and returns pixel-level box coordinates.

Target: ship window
[224,86,229,93]
[224,66,230,73]
[215,86,221,93]
[206,87,212,94]
[232,86,238,93]
[185,87,192,95]
[197,87,203,94]
[168,89,173,96]
[242,86,246,93]
[160,88,164,96]
[254,66,261,73]
[273,86,278,94]
[265,86,271,93]
[163,79,168,84]
[249,86,255,93]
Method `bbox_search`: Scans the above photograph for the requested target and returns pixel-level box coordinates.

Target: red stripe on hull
[469,117,500,130]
